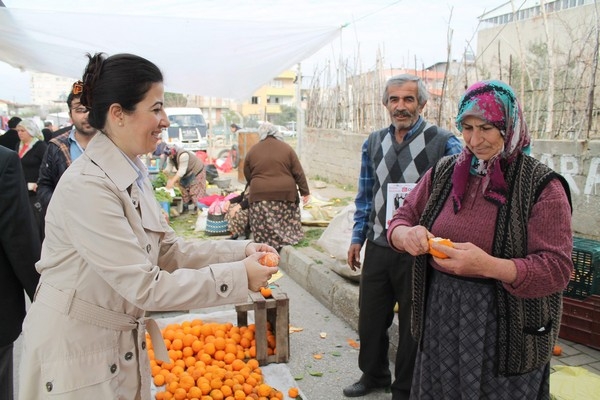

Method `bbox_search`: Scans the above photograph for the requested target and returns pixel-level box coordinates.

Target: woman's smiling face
[119,82,170,158]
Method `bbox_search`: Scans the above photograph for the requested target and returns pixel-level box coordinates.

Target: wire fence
[305,3,600,140]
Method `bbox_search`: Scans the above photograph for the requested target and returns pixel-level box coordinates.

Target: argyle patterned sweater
[366,120,452,247]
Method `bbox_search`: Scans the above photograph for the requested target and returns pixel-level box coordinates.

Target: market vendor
[164,145,207,212]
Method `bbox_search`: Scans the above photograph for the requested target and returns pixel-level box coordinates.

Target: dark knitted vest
[366,121,452,247]
[174,149,204,180]
[412,153,571,376]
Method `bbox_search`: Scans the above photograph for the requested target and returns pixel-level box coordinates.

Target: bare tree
[585,1,600,139]
[540,0,556,138]
[438,7,454,126]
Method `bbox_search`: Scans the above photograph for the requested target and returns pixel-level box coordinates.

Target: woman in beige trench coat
[18,53,278,400]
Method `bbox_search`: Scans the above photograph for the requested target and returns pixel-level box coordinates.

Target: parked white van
[163,107,208,151]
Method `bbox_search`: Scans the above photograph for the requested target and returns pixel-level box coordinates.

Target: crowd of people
[0,58,574,400]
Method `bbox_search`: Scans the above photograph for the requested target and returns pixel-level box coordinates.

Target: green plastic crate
[564,237,600,299]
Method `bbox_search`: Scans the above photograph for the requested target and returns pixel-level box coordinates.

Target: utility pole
[295,63,304,158]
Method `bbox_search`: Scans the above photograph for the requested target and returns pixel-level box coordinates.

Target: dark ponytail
[79,52,164,130]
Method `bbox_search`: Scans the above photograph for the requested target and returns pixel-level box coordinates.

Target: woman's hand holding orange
[245,242,277,257]
[431,242,516,282]
[243,252,278,292]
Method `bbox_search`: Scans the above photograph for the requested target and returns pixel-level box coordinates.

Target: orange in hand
[428,237,453,259]
[259,253,279,267]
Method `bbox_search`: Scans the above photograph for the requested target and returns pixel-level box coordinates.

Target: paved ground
[12,169,600,399]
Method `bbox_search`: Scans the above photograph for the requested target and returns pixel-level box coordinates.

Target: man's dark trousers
[357,240,418,400]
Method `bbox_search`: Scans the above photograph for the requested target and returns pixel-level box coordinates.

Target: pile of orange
[147,319,286,400]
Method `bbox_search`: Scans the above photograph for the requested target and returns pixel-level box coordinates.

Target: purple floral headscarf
[451,80,530,211]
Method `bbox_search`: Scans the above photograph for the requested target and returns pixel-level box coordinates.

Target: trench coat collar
[84,133,139,192]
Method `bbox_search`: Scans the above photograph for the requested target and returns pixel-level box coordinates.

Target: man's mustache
[393,110,413,118]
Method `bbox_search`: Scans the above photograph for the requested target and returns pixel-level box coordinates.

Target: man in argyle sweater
[343,74,462,400]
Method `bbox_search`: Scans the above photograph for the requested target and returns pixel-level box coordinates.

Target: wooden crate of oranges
[235,286,290,366]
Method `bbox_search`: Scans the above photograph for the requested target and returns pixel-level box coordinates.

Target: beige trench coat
[19,133,250,400]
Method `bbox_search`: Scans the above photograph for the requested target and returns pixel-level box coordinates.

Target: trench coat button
[110,363,117,373]
[46,382,53,392]
[125,351,134,361]
[141,341,146,350]
[220,284,228,293]
[146,244,151,253]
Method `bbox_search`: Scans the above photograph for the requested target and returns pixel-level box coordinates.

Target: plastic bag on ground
[316,203,363,282]
[550,365,600,399]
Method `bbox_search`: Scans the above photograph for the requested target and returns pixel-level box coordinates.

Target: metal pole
[296,63,303,158]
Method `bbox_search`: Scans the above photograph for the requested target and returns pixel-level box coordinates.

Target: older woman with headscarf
[16,118,48,240]
[387,80,573,399]
[243,122,310,251]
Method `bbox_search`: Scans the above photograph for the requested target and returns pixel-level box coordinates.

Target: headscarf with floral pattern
[451,80,530,211]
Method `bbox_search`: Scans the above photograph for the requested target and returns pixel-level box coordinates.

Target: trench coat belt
[34,282,170,363]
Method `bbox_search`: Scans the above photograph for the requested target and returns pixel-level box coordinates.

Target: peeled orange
[259,253,279,267]
[428,237,453,259]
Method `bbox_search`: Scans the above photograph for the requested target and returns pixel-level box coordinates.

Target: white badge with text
[386,183,416,228]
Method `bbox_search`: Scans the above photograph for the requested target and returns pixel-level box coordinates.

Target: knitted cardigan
[412,153,571,376]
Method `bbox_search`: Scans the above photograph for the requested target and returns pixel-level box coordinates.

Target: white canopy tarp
[0,3,341,99]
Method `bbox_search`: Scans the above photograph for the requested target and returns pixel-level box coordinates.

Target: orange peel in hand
[428,237,453,259]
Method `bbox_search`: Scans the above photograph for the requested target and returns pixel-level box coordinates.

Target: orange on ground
[288,387,299,398]
[553,345,562,356]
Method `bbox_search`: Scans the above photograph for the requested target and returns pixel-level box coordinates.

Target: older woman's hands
[243,252,278,292]
[390,225,432,256]
[432,242,517,284]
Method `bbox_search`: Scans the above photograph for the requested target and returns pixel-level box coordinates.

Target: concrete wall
[300,128,364,188]
[300,128,600,240]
